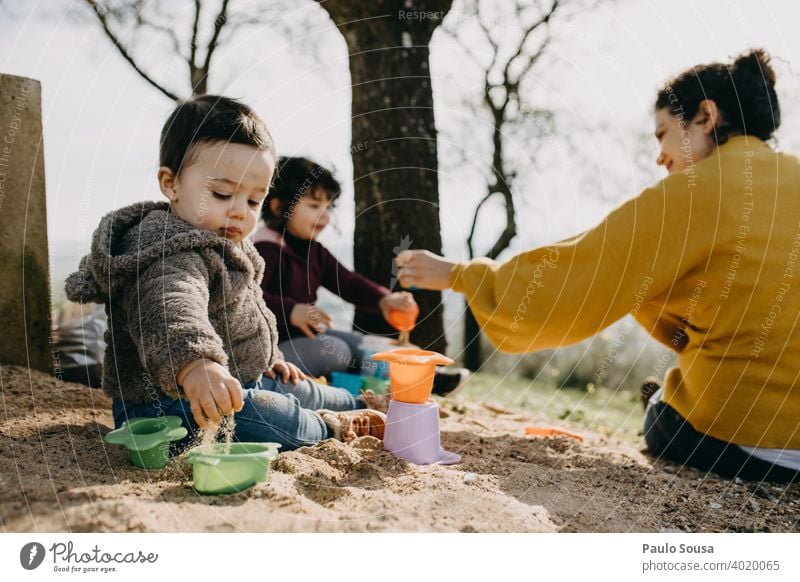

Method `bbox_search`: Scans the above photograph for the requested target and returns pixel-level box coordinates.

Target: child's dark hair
[655,48,780,144]
[262,157,340,230]
[160,95,276,175]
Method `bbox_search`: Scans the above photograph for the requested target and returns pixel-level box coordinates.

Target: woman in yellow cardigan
[398,49,799,483]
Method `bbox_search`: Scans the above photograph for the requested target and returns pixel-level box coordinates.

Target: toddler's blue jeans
[112,375,363,452]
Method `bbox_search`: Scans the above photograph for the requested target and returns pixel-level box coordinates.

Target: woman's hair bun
[656,47,781,143]
[733,48,777,86]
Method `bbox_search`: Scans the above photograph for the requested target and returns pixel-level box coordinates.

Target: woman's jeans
[278,329,364,377]
[112,375,364,452]
[644,388,799,483]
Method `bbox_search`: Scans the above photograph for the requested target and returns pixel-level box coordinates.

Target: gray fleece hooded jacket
[65,201,280,404]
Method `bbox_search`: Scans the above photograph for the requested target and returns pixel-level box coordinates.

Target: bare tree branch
[189,0,201,71]
[476,1,500,73]
[83,0,322,100]
[198,0,228,93]
[141,20,183,57]
[466,190,496,257]
[445,0,579,368]
[513,34,550,86]
[502,0,558,85]
[203,0,230,75]
[84,0,181,101]
[128,1,184,57]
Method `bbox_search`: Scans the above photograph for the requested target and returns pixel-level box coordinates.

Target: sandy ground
[1,365,798,533]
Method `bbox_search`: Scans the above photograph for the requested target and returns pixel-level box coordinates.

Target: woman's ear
[158,167,178,202]
[697,99,721,136]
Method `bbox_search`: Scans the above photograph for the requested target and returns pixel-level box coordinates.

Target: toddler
[65,96,386,452]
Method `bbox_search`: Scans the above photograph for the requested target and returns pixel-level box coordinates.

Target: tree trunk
[317,1,451,353]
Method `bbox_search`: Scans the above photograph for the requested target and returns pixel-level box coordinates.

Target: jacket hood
[251,224,285,246]
[251,224,317,263]
[65,200,264,304]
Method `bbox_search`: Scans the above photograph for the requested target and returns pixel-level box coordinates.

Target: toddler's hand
[379,292,418,324]
[178,359,243,428]
[265,359,307,384]
[379,291,416,312]
[290,303,333,338]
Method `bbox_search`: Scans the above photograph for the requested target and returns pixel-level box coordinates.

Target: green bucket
[104,416,188,469]
[185,442,281,495]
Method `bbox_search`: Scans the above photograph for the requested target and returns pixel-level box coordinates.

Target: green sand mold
[185,442,281,495]
[104,416,188,469]
[362,376,389,394]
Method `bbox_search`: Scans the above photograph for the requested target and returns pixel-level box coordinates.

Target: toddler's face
[159,142,275,243]
[285,192,332,240]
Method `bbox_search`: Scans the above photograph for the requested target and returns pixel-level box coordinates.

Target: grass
[449,371,645,444]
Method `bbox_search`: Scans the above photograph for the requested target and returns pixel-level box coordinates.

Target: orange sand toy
[524,426,584,443]
[386,305,420,333]
[371,348,453,403]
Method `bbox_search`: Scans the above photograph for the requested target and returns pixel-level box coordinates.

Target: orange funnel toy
[371,348,453,404]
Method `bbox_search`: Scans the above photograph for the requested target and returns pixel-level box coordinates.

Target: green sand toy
[362,376,389,395]
[185,442,281,495]
[104,416,188,469]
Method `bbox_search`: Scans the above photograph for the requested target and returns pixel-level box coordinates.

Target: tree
[442,0,599,369]
[82,0,453,352]
[315,1,452,352]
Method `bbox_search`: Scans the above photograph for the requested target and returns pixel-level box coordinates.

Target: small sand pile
[2,365,798,532]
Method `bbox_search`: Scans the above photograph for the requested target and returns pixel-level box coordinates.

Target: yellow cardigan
[450,135,800,448]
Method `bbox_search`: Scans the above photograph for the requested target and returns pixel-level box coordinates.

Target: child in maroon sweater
[254,157,468,394]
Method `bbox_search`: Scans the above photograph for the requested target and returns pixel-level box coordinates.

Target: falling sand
[197,415,237,453]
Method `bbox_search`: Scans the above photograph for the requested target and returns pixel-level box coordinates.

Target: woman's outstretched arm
[398,169,720,353]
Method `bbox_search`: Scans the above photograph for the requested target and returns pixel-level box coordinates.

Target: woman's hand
[290,303,333,338]
[265,359,307,384]
[396,250,457,291]
[178,358,244,428]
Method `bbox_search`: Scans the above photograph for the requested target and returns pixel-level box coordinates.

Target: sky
[2,0,800,300]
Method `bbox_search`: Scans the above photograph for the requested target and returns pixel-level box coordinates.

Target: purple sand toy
[383,399,461,465]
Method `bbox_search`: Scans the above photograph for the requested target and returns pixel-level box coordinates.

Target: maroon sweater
[253,226,389,342]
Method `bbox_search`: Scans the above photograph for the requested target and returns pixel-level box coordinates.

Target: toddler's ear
[158,167,178,201]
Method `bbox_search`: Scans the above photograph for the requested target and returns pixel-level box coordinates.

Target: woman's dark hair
[159,95,276,175]
[262,156,340,229]
[655,48,780,144]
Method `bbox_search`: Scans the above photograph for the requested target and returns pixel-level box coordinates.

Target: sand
[1,365,798,533]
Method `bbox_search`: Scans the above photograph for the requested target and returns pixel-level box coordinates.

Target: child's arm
[319,246,389,313]
[401,170,717,353]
